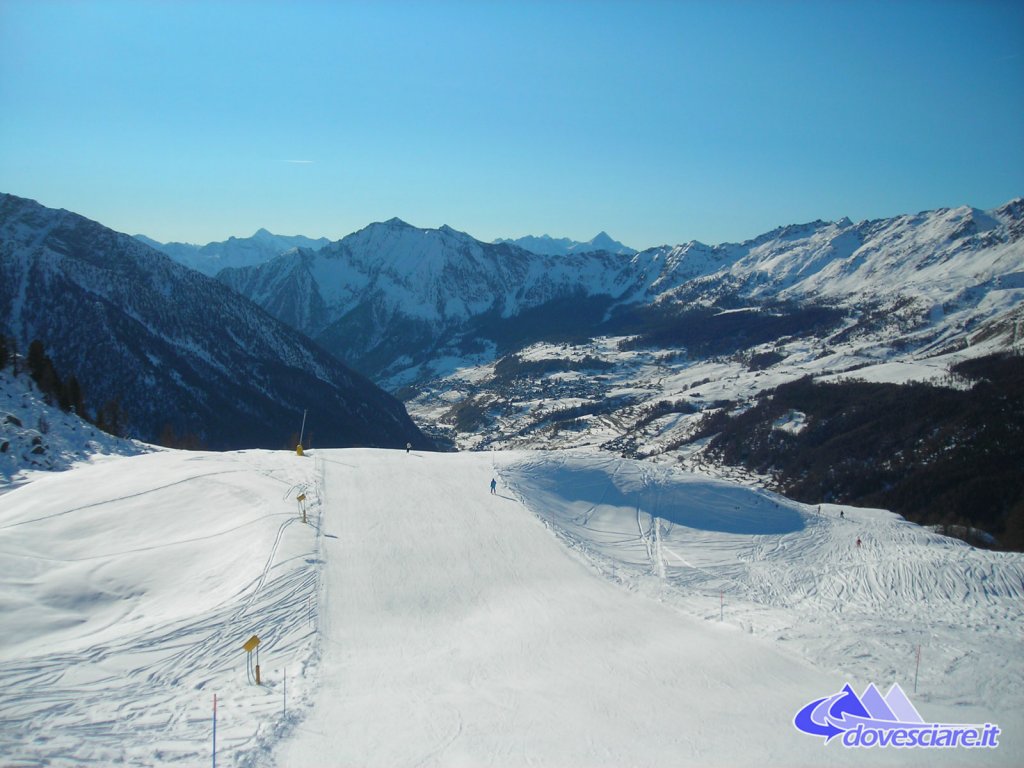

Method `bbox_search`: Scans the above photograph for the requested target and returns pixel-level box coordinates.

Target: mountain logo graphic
[793,683,1000,749]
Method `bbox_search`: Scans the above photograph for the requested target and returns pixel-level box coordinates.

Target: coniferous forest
[698,353,1024,550]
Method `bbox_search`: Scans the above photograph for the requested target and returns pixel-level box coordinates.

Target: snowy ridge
[243,218,634,326]
[221,198,1024,387]
[218,218,637,376]
[631,203,1024,309]
[494,230,638,256]
[136,229,331,277]
[2,448,1020,764]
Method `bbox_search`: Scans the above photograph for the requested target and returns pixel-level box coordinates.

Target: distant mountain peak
[133,228,331,276]
[495,231,637,256]
[133,233,164,248]
[587,232,622,250]
[437,224,472,239]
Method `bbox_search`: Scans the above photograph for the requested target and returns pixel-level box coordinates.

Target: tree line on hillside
[615,301,847,357]
[492,353,614,383]
[1,334,122,434]
[693,352,1024,551]
[456,294,847,364]
[0,333,204,449]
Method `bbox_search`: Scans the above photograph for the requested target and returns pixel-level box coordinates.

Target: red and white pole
[212,693,217,768]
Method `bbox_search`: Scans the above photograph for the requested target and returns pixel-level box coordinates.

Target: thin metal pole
[914,644,921,693]
[299,409,308,447]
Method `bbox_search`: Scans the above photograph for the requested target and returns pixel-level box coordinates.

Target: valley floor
[0,448,1021,766]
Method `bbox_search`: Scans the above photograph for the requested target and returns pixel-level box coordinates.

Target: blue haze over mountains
[136,228,637,275]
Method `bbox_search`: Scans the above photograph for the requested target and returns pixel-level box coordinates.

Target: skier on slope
[490,478,497,495]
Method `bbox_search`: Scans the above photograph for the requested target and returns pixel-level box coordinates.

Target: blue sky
[1,0,1021,249]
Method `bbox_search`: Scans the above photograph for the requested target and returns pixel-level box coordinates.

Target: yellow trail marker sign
[243,635,261,653]
[297,493,306,502]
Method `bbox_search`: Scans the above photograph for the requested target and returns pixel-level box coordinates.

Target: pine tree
[158,423,206,450]
[27,339,46,380]
[27,339,62,405]
[96,399,127,438]
[1003,499,1024,551]
[63,375,84,415]
[159,423,179,448]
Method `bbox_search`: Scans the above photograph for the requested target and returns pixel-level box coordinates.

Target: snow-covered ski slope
[1,449,1021,766]
[0,450,323,766]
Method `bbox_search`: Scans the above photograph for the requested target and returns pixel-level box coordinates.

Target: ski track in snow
[0,448,1021,766]
[502,453,1024,721]
[0,451,325,767]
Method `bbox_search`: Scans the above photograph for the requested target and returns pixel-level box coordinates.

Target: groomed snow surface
[1,448,1021,766]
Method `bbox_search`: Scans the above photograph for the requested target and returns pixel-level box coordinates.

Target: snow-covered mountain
[135,229,331,276]
[217,218,639,378]
[623,201,1024,354]
[494,231,637,256]
[7,191,1020,535]
[389,201,1024,542]
[0,194,429,451]
[221,200,1024,387]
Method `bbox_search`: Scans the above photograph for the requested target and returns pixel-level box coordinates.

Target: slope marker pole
[914,644,922,694]
[212,693,217,768]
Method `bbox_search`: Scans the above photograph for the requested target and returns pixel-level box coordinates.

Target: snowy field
[1,448,1021,766]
